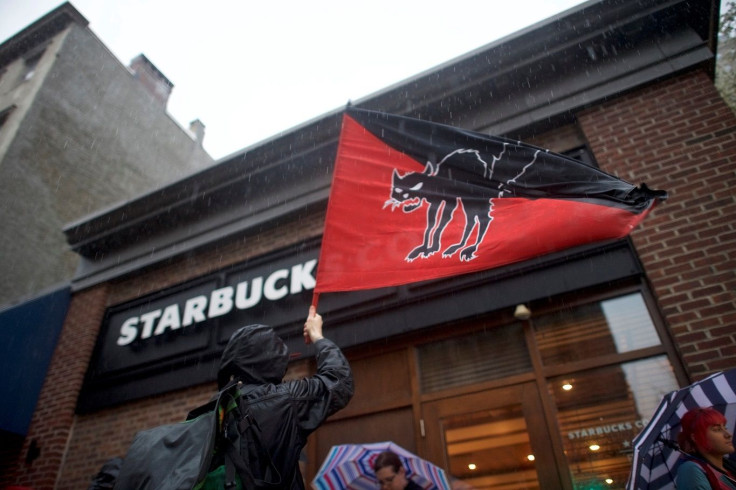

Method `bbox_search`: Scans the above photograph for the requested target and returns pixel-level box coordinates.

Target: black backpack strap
[190,381,284,489]
[187,380,248,488]
[219,385,283,489]
[238,406,282,488]
[220,399,254,489]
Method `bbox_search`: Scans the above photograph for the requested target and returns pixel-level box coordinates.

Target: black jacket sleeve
[289,337,354,433]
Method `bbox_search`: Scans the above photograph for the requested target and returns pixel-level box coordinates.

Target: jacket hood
[217,324,289,388]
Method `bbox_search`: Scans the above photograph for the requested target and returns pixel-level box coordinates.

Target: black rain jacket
[217,324,353,489]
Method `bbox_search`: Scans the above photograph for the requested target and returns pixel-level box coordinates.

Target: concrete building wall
[0,17,214,308]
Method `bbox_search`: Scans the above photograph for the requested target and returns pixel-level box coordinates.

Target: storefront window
[535,293,661,366]
[418,322,531,393]
[534,292,677,488]
[549,356,678,489]
[443,402,538,489]
[418,290,681,489]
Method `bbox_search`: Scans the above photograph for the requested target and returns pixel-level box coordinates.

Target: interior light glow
[468,463,477,470]
[562,382,573,391]
[527,454,535,461]
[606,478,614,484]
[589,444,600,451]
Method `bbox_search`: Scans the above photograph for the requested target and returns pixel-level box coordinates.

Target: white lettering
[139,310,162,339]
[182,296,208,326]
[567,421,638,439]
[264,268,289,300]
[116,259,318,347]
[209,287,234,318]
[235,277,263,309]
[154,304,181,336]
[117,317,139,346]
[291,259,317,293]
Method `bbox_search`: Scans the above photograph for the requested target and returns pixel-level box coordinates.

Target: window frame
[0,104,17,130]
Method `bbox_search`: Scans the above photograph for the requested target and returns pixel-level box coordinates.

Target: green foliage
[717,0,736,111]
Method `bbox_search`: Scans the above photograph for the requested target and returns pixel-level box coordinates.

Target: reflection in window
[602,294,660,352]
[0,105,14,129]
[418,322,531,393]
[549,357,678,489]
[534,293,661,366]
[21,50,45,82]
[444,404,538,489]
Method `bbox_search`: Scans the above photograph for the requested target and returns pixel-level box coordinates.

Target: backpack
[114,381,282,490]
[88,457,123,490]
[192,383,283,490]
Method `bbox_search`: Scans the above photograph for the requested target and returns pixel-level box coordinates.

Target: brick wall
[5,211,325,489]
[578,69,736,379]
[56,384,215,490]
[4,285,109,489]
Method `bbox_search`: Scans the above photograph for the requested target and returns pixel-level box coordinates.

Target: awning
[0,286,69,435]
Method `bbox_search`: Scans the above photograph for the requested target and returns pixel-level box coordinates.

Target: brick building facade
[3,1,734,489]
[578,70,736,375]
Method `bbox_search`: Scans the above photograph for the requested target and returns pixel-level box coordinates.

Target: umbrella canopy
[312,441,451,490]
[627,368,736,490]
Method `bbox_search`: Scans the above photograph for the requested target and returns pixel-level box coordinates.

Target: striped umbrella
[626,368,736,490]
[312,441,451,490]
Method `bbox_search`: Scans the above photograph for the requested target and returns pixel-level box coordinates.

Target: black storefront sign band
[112,258,317,353]
[79,238,643,412]
[79,243,323,412]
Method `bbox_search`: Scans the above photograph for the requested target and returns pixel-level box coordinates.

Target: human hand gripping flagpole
[302,291,321,344]
[303,304,322,345]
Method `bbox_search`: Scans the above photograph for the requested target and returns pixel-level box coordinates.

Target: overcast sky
[1,1,589,159]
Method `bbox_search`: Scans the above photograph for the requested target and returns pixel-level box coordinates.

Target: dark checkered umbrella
[626,368,736,490]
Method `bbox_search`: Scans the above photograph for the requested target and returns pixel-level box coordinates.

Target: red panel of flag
[314,108,666,295]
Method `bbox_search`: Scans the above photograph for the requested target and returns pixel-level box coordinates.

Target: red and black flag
[313,107,666,297]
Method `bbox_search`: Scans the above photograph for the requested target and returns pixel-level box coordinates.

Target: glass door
[421,382,567,489]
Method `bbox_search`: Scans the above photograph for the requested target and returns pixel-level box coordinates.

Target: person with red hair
[676,407,736,489]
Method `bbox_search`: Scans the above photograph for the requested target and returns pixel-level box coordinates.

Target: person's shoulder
[676,459,709,487]
[678,459,706,474]
[239,382,288,401]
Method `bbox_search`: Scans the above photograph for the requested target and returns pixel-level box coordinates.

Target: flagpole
[306,102,352,343]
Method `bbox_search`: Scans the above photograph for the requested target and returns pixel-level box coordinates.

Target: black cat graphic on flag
[314,107,666,294]
[385,147,529,263]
